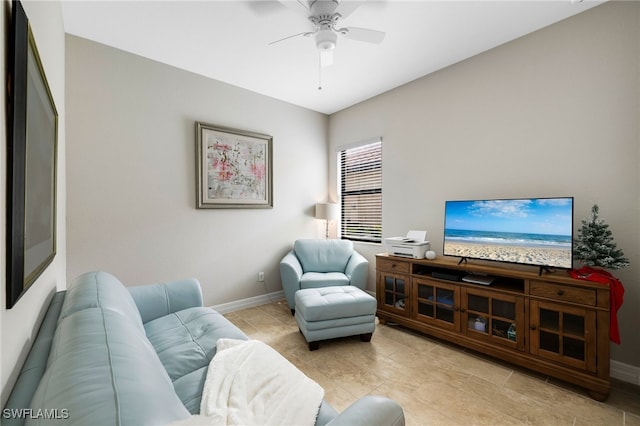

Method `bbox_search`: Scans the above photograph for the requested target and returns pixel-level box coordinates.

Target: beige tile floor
[224,300,640,426]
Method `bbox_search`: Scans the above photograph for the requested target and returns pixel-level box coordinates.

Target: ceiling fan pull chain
[318,52,323,90]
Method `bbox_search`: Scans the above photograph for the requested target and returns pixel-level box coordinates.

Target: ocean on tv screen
[443,198,573,269]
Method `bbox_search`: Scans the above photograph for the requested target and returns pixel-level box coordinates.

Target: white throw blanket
[170,338,324,426]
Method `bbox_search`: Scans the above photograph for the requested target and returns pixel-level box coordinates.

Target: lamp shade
[315,203,339,221]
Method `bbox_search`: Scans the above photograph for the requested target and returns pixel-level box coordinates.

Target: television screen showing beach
[443,198,573,269]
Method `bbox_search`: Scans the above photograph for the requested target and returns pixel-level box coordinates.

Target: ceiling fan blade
[336,0,366,19]
[320,49,334,67]
[278,0,310,14]
[343,27,385,44]
[269,31,312,46]
[247,1,288,16]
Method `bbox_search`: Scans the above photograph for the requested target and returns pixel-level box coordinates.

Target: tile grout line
[501,369,514,388]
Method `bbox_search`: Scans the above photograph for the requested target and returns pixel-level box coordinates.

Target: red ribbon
[569,266,624,344]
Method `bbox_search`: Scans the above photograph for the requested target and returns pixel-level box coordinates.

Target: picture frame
[6,1,59,308]
[196,122,273,209]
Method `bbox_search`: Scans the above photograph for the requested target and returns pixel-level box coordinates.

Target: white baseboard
[213,290,373,313]
[212,291,285,314]
[611,360,640,385]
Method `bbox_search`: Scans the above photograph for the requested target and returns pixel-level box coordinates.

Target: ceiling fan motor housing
[309,0,340,16]
[315,29,337,50]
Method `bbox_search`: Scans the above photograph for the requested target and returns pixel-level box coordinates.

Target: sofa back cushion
[29,306,190,425]
[59,271,144,333]
[294,239,354,273]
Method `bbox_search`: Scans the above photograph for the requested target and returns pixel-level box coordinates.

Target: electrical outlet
[258,272,265,282]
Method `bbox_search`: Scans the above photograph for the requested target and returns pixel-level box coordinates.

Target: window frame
[336,138,382,243]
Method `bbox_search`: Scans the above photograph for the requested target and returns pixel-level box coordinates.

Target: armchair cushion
[300,272,350,288]
[294,239,354,272]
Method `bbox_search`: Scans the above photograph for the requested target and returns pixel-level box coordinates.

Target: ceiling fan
[269,0,386,69]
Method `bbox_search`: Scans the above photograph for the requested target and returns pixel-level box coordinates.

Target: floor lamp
[315,203,339,239]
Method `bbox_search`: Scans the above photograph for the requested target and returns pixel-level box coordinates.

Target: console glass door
[530,300,596,371]
[381,273,408,314]
[414,279,458,331]
[462,288,525,351]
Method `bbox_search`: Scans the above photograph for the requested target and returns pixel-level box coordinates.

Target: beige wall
[330,2,640,370]
[65,35,329,307]
[0,0,67,406]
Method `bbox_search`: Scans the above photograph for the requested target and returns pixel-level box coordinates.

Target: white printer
[384,230,430,259]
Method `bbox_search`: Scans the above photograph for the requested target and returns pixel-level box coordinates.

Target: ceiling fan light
[315,29,337,51]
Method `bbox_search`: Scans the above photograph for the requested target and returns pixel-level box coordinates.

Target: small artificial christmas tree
[573,205,629,270]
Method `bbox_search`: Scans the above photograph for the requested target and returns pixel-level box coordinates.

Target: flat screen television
[443,197,573,271]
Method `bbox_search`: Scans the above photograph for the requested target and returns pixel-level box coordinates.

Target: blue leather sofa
[3,271,404,426]
[280,239,369,313]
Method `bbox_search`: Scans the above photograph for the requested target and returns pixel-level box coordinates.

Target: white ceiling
[60,0,604,115]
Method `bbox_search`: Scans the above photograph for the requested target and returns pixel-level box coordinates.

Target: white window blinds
[338,139,382,243]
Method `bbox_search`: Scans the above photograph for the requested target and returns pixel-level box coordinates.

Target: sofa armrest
[128,278,203,323]
[326,396,405,426]
[345,250,369,291]
[3,291,66,426]
[280,250,303,309]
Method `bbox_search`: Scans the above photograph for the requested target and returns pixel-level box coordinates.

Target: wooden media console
[375,254,611,400]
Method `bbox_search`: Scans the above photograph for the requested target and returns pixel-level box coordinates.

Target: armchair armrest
[326,396,405,426]
[345,250,369,290]
[280,250,303,309]
[128,278,203,323]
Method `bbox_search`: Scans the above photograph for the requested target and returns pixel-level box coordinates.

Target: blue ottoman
[294,286,376,351]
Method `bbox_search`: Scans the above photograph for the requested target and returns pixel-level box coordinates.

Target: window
[338,139,382,243]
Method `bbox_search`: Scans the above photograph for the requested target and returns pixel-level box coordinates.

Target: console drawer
[530,281,596,306]
[377,258,410,274]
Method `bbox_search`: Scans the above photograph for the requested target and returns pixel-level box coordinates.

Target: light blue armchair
[280,239,369,314]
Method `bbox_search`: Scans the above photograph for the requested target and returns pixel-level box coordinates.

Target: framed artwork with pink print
[196,122,273,209]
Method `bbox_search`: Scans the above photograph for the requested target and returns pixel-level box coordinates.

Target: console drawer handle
[557,290,565,296]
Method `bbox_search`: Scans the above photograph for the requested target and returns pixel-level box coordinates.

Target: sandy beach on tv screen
[445,242,572,268]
